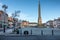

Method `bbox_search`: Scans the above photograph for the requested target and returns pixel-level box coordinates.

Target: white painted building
[45,20,54,28]
[53,18,60,28]
[29,23,37,27]
[45,18,60,28]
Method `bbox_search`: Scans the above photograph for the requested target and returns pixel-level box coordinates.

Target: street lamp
[2,5,8,33]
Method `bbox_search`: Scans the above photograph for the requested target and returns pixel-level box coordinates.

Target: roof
[29,22,37,24]
[0,10,8,16]
[8,17,13,22]
[22,20,29,22]
[0,10,4,14]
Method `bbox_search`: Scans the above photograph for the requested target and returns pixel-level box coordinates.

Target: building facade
[0,10,8,28]
[21,20,29,28]
[21,20,37,28]
[46,20,54,28]
[8,17,14,28]
[53,18,60,28]
[29,22,37,27]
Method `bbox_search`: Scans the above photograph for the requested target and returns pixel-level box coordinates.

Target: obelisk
[38,0,42,27]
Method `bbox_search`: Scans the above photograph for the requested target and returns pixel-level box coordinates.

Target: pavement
[0,28,3,31]
[0,28,60,40]
[0,35,60,40]
[0,28,14,34]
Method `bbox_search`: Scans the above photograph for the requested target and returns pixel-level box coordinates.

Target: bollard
[41,30,43,36]
[16,29,19,34]
[3,25,6,33]
[31,30,32,35]
[52,30,53,36]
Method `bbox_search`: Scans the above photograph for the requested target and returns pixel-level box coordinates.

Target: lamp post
[2,5,8,33]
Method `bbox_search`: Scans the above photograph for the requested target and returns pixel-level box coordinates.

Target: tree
[12,10,20,27]
[2,5,8,12]
[12,10,20,33]
[12,11,20,18]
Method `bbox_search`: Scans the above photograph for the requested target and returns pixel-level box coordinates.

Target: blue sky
[0,0,60,23]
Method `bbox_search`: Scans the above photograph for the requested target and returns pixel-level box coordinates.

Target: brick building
[0,10,8,28]
[21,20,29,28]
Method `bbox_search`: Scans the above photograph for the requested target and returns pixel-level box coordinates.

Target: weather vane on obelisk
[38,0,42,27]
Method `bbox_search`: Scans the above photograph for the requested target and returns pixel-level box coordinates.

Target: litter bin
[24,31,29,35]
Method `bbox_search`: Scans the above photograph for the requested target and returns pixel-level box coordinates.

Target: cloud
[19,13,29,20]
[7,12,28,20]
[0,2,3,6]
[8,12,37,22]
[19,12,37,22]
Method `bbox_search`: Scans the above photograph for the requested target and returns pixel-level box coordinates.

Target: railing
[19,28,60,36]
[0,28,60,40]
